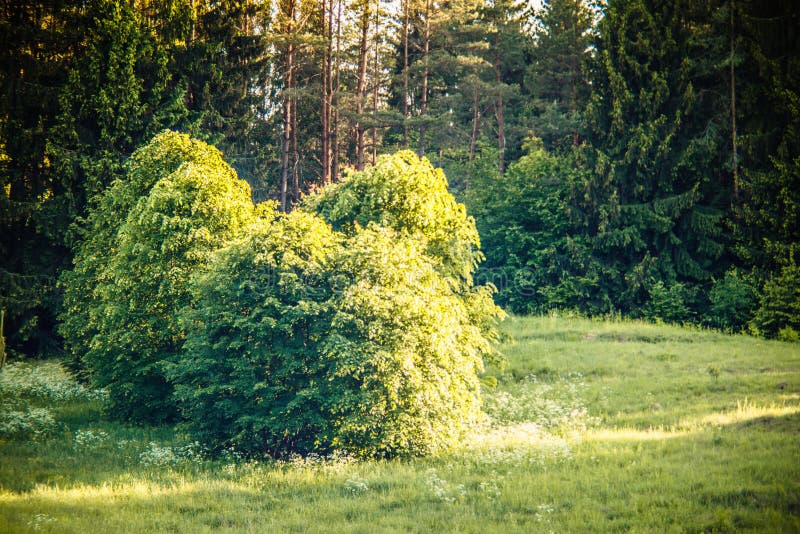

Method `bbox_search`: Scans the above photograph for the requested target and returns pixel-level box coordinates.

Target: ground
[1,315,798,532]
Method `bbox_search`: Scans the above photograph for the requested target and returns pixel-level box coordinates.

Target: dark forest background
[2,0,799,357]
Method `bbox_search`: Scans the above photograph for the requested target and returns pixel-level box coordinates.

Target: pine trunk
[332,0,342,181]
[418,0,431,158]
[280,42,293,212]
[320,0,331,186]
[469,88,479,162]
[371,0,379,166]
[402,0,410,148]
[730,0,738,202]
[356,5,369,170]
[495,53,505,173]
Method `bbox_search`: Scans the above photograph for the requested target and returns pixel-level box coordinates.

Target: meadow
[1,315,798,533]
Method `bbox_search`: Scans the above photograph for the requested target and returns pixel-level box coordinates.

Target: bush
[305,150,482,286]
[751,263,800,339]
[706,269,759,332]
[0,361,104,402]
[323,226,494,457]
[641,279,691,324]
[60,132,257,422]
[172,152,502,458]
[169,210,341,455]
[60,131,239,377]
[0,406,59,441]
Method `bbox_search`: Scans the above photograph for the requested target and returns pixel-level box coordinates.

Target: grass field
[1,315,799,532]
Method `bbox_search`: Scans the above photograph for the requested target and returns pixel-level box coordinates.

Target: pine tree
[0,0,83,356]
[584,0,727,314]
[734,0,800,271]
[525,0,593,151]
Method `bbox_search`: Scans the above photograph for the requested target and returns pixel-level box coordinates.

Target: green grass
[2,315,799,532]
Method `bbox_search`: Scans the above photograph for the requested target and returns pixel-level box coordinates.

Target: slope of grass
[1,315,799,532]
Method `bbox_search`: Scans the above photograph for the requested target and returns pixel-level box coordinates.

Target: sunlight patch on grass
[0,479,210,503]
[586,427,691,441]
[693,400,800,428]
[586,401,800,443]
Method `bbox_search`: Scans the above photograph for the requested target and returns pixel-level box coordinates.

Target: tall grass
[1,315,798,532]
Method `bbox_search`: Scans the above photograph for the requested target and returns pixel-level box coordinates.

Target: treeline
[468,0,800,338]
[1,0,799,356]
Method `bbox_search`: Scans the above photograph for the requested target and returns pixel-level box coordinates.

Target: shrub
[706,269,759,332]
[0,361,104,402]
[0,406,59,441]
[60,131,239,377]
[751,263,800,339]
[61,132,257,422]
[323,226,494,457]
[641,279,691,324]
[169,210,341,455]
[172,152,502,458]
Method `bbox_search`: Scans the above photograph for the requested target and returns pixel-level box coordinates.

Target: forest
[1,0,799,354]
[1,1,800,529]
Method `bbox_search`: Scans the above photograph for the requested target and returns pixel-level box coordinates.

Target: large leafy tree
[61,132,257,422]
[172,150,502,457]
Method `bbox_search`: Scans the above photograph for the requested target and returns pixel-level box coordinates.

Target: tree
[184,0,273,193]
[171,150,502,457]
[60,132,257,421]
[525,0,594,151]
[735,0,800,273]
[47,0,192,223]
[0,0,81,357]
[480,0,527,172]
[583,0,727,314]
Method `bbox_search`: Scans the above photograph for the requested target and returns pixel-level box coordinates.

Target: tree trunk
[280,40,294,212]
[355,3,369,170]
[730,0,738,202]
[371,0,379,166]
[571,0,579,146]
[402,0,410,149]
[418,0,431,158]
[332,0,342,181]
[291,93,299,203]
[494,52,505,173]
[469,87,480,162]
[280,0,297,212]
[320,0,332,185]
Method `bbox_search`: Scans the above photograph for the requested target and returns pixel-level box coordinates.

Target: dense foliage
[306,150,483,286]
[467,140,603,314]
[169,210,339,454]
[60,132,257,422]
[173,152,502,457]
[3,0,800,361]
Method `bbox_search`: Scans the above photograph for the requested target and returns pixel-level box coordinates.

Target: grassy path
[1,316,798,532]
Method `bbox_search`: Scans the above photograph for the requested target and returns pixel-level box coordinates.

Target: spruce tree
[584,0,727,315]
